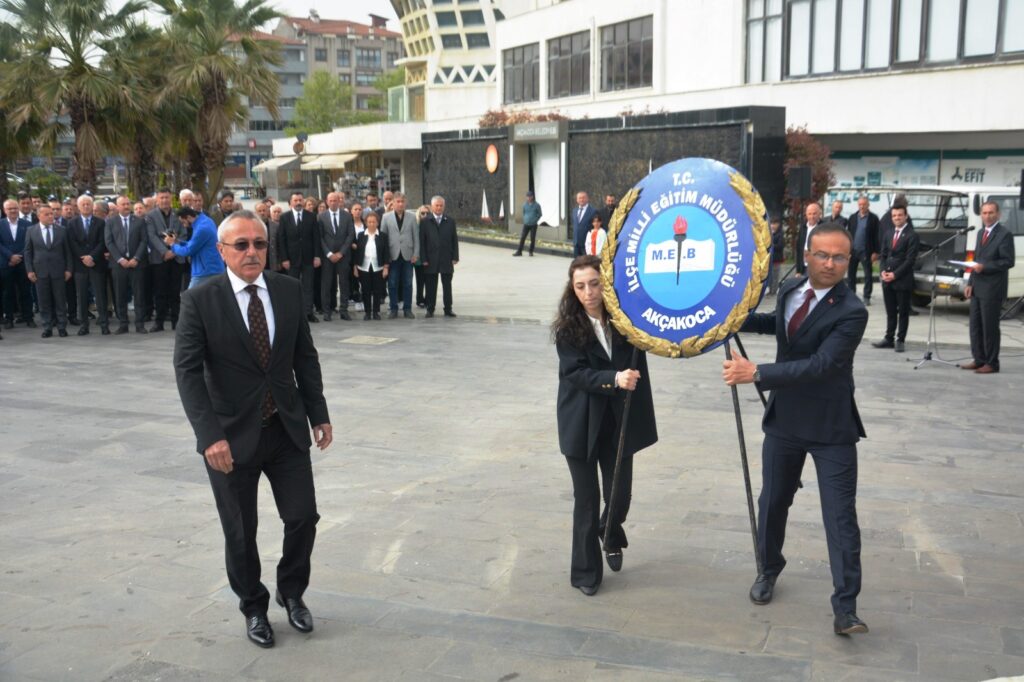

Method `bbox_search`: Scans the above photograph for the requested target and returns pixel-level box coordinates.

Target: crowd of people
[0,187,462,339]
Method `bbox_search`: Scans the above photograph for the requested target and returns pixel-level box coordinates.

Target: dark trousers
[564,416,632,589]
[320,258,351,313]
[969,293,1003,370]
[151,260,184,324]
[516,224,538,254]
[359,266,386,313]
[848,251,874,300]
[287,264,316,315]
[65,277,77,320]
[881,284,911,342]
[414,263,426,305]
[35,275,68,331]
[388,256,414,312]
[313,266,322,312]
[2,263,34,322]
[205,417,319,617]
[425,272,453,313]
[75,268,109,329]
[758,433,861,615]
[111,264,146,328]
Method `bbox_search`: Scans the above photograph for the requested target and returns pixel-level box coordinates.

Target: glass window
[747,20,764,81]
[339,73,351,84]
[436,11,457,27]
[600,16,653,91]
[812,0,836,73]
[355,72,377,86]
[927,0,960,61]
[356,48,382,69]
[314,48,327,62]
[387,51,399,67]
[461,9,485,25]
[502,43,539,103]
[1006,0,1024,52]
[864,0,892,68]
[788,0,811,76]
[897,0,923,61]
[839,0,865,70]
[963,0,998,55]
[337,49,350,67]
[548,30,590,98]
[747,0,783,82]
[466,33,490,48]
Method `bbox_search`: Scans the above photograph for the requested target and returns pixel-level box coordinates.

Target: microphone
[958,226,976,235]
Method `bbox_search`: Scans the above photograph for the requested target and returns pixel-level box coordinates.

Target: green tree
[154,0,282,201]
[784,125,835,247]
[0,0,150,192]
[286,71,354,137]
[0,22,42,199]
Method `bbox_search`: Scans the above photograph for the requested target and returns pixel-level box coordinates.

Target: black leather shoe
[77,327,90,336]
[307,314,319,323]
[444,310,457,318]
[871,339,894,349]
[246,614,275,647]
[576,584,599,596]
[363,313,371,320]
[749,574,777,605]
[606,550,623,572]
[41,329,53,338]
[276,590,313,633]
[512,251,522,257]
[68,317,81,326]
[416,301,426,309]
[101,327,111,335]
[338,311,351,321]
[834,612,869,635]
[403,310,415,319]
[894,341,905,353]
[25,319,37,328]
[322,313,332,321]
[114,326,129,335]
[373,312,382,320]
[908,308,919,316]
[135,327,148,334]
[425,310,434,318]
[863,298,871,306]
[149,323,164,332]
[58,329,68,337]
[388,310,398,319]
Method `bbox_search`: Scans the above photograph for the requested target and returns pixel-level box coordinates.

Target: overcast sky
[272,0,399,26]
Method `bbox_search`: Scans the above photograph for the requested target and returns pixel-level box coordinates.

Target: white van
[828,185,1023,306]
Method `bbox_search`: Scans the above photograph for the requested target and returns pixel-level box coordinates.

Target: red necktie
[787,288,816,340]
[982,229,990,246]
[892,229,901,249]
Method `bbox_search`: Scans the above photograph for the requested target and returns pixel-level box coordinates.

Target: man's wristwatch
[753,367,761,383]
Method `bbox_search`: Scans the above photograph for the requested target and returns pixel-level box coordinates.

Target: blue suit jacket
[0,218,29,270]
[571,204,597,256]
[741,277,868,445]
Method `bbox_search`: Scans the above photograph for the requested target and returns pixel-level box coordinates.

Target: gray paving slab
[1,242,1024,680]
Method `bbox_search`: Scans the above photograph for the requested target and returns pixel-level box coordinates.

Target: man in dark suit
[277,191,322,323]
[828,200,848,228]
[24,205,73,337]
[317,191,355,321]
[58,200,81,325]
[872,203,919,353]
[571,191,596,257]
[723,222,870,636]
[962,201,1016,374]
[67,194,110,335]
[145,188,184,332]
[17,191,38,225]
[419,195,459,318]
[105,195,149,334]
[794,202,823,275]
[1,198,36,328]
[207,190,235,227]
[846,196,880,306]
[597,194,618,230]
[174,210,331,649]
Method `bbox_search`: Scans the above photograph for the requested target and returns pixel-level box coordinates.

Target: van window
[944,196,968,231]
[903,193,940,230]
[989,195,1023,235]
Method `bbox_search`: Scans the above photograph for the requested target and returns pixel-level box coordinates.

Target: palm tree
[0,22,42,198]
[154,0,282,201]
[0,0,149,193]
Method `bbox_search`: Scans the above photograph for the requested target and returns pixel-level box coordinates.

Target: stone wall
[422,128,509,227]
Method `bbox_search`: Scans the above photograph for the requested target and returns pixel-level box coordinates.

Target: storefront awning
[300,153,360,170]
[252,156,300,172]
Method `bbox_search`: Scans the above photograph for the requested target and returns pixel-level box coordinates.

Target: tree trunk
[68,97,98,194]
[187,138,205,198]
[199,76,229,204]
[134,131,157,198]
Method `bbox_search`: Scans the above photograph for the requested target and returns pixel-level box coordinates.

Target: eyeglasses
[221,239,269,252]
[810,251,850,265]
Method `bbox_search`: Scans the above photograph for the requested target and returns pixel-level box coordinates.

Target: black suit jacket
[105,213,148,265]
[67,215,108,272]
[278,209,321,266]
[846,210,880,256]
[556,327,657,461]
[319,209,356,266]
[24,223,72,279]
[878,224,920,291]
[420,215,459,274]
[353,231,391,270]
[174,271,330,464]
[794,221,822,274]
[741,277,867,445]
[970,222,1016,300]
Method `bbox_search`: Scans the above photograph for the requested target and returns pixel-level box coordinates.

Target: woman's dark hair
[551,255,604,348]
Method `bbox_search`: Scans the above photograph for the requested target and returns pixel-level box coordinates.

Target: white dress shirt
[588,314,612,359]
[784,280,830,329]
[359,231,381,272]
[227,268,275,345]
[584,228,607,256]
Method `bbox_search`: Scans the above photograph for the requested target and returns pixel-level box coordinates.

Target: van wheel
[912,294,932,308]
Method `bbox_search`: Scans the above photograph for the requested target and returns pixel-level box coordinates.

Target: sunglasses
[221,239,269,252]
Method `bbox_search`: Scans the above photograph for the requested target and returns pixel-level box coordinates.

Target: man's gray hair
[217,209,268,241]
[392,191,405,200]
[430,195,444,204]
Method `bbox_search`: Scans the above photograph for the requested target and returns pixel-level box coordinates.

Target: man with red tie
[873,202,919,353]
[722,222,870,636]
[962,201,1016,374]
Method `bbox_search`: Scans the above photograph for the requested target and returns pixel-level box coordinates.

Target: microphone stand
[912,229,968,370]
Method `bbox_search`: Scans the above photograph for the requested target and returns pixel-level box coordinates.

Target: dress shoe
[863,298,871,306]
[444,310,457,318]
[960,361,979,370]
[58,329,68,337]
[68,317,81,326]
[101,326,111,335]
[749,574,777,605]
[404,310,415,319]
[871,339,894,349]
[275,590,314,633]
[908,308,919,316]
[833,612,869,635]
[894,341,905,353]
[363,313,372,320]
[512,251,522,257]
[41,329,53,338]
[322,313,332,321]
[416,301,426,308]
[114,326,129,335]
[425,310,434,318]
[606,550,623,572]
[246,614,275,648]
[25,319,37,328]
[149,323,164,332]
[975,365,997,374]
[77,327,90,336]
[307,314,319,323]
[529,252,534,257]
[135,326,148,334]
[373,312,382,320]
[338,311,351,321]
[576,584,599,596]
[388,310,398,319]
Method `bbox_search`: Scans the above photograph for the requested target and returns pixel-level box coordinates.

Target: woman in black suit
[552,255,658,595]
[353,211,390,320]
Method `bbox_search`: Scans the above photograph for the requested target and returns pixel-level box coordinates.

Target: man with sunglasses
[164,207,225,289]
[174,210,331,649]
[722,222,870,636]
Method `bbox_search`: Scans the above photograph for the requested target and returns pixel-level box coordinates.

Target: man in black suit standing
[794,202,823,275]
[846,196,880,306]
[174,210,331,649]
[24,205,73,338]
[278,191,322,323]
[597,194,618,229]
[105,195,149,334]
[145,188,183,332]
[723,222,870,636]
[828,200,848,228]
[67,194,110,336]
[571,192,596,257]
[318,191,355,321]
[1,198,36,329]
[872,203,919,353]
[419,195,459,318]
[962,201,1016,374]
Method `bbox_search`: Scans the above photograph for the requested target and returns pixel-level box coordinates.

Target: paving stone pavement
[1,242,1023,681]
